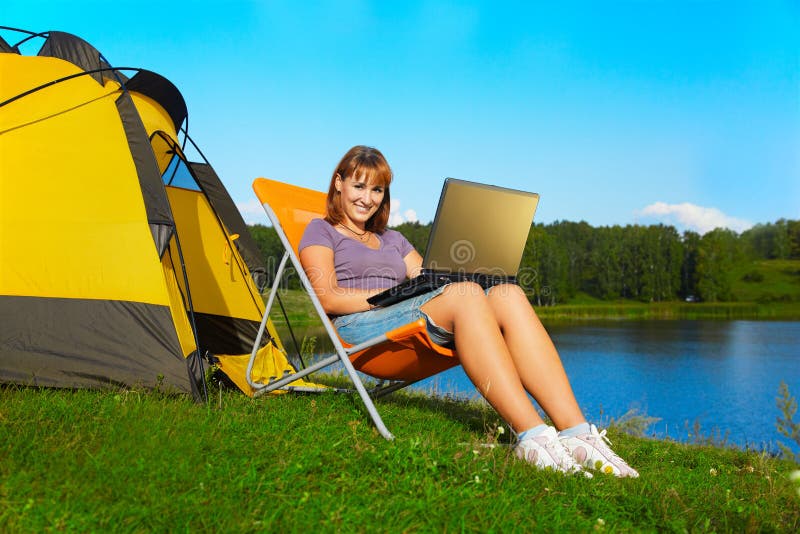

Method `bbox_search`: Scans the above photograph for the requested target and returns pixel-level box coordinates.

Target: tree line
[248,218,800,305]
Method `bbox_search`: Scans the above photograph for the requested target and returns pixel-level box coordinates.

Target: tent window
[151,132,201,191]
[162,155,201,191]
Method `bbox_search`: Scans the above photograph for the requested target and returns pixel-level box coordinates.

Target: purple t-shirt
[299,218,415,290]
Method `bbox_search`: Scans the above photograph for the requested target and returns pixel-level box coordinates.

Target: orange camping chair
[248,178,459,439]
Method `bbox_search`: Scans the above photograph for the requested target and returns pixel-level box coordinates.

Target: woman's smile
[337,175,385,229]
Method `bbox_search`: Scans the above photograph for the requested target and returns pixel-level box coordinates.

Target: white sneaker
[514,426,591,477]
[560,424,639,478]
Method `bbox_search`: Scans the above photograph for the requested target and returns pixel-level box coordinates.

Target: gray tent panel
[37,31,123,85]
[0,296,192,393]
[126,70,188,134]
[116,92,176,256]
[0,35,16,53]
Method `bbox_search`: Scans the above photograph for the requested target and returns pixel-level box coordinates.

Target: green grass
[730,259,800,303]
[269,288,322,326]
[540,259,800,321]
[1,385,798,532]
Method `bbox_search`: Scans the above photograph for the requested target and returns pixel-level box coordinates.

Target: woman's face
[335,173,385,229]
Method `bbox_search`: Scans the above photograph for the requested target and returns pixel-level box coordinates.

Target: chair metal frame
[247,178,458,440]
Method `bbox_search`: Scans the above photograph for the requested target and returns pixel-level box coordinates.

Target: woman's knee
[487,283,528,302]
[421,282,490,331]
[424,281,489,317]
[487,283,536,317]
[443,281,486,299]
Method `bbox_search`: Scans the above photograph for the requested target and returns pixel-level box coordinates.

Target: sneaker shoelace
[589,427,626,465]
[542,438,582,473]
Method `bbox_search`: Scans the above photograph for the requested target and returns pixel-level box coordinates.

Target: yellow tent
[0,29,313,398]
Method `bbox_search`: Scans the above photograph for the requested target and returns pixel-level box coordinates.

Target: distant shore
[534,301,800,322]
[267,289,800,324]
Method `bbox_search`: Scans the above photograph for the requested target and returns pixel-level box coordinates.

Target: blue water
[413,320,800,453]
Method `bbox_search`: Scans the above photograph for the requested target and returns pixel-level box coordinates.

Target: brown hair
[325,145,393,233]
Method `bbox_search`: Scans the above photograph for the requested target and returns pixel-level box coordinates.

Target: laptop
[367,178,539,308]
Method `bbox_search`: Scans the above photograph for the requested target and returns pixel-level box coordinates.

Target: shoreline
[268,291,800,324]
[533,301,800,322]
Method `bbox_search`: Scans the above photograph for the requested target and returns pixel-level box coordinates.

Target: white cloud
[389,199,419,227]
[636,202,752,234]
[236,199,269,225]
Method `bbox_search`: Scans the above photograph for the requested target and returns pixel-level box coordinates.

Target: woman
[299,145,638,477]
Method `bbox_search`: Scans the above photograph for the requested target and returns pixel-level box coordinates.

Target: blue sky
[4,1,798,233]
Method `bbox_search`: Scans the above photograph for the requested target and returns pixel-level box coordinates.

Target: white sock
[517,423,550,441]
[558,422,591,438]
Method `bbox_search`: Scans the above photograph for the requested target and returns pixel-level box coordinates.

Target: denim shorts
[332,285,454,347]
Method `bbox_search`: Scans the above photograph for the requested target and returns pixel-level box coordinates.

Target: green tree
[587,226,625,300]
[624,225,647,301]
[248,224,282,267]
[547,221,593,300]
[522,225,564,305]
[248,224,300,289]
[392,221,431,254]
[741,220,790,260]
[680,230,700,299]
[526,225,569,305]
[788,219,800,259]
[646,225,682,302]
[696,228,740,301]
[248,215,800,306]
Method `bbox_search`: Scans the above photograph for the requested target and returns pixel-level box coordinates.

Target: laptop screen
[423,178,539,277]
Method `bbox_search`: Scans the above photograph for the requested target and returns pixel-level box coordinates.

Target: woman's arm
[299,245,381,315]
[403,250,424,279]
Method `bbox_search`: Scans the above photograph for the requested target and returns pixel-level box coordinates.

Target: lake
[279,320,800,453]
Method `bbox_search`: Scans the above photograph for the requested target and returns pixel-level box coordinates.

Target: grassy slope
[542,259,800,320]
[269,288,321,325]
[729,259,800,303]
[1,386,798,532]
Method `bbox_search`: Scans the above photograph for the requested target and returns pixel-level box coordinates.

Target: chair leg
[333,345,394,440]
[251,348,394,439]
[246,252,290,390]
[252,353,340,398]
[371,380,413,399]
[254,348,395,439]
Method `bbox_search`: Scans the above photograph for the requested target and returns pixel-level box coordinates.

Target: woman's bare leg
[423,284,639,476]
[420,282,544,433]
[486,284,585,430]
